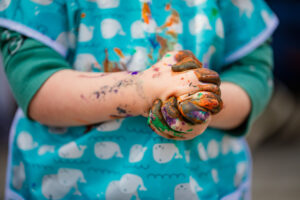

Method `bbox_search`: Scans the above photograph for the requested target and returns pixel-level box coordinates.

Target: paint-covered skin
[148,51,223,139]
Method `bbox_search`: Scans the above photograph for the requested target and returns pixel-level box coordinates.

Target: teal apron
[1,0,278,199]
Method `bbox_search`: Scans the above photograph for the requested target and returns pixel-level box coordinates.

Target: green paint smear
[164,53,172,58]
[187,129,193,132]
[148,111,186,138]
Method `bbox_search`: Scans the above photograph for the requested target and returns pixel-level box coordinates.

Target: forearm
[209,82,251,130]
[29,70,148,126]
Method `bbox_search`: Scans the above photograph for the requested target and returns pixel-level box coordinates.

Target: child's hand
[146,50,223,140]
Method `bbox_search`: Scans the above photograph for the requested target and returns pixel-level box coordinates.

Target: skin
[29,50,250,139]
[148,51,223,140]
[29,51,208,126]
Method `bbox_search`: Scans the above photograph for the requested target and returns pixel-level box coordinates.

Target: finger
[174,50,203,68]
[177,100,210,124]
[161,97,200,132]
[148,99,185,138]
[194,68,221,86]
[178,92,223,114]
[172,57,200,72]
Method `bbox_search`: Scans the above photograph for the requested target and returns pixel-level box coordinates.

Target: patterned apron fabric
[0,0,277,199]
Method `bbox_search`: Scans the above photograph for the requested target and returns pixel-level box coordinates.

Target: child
[1,0,278,199]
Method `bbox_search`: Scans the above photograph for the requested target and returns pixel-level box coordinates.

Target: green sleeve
[0,28,72,117]
[220,39,274,136]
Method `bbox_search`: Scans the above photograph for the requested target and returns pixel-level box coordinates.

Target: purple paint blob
[162,107,177,127]
[187,110,209,121]
[131,71,139,75]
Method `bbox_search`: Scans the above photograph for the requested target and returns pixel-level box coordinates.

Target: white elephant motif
[38,145,55,155]
[17,131,38,151]
[78,24,94,42]
[182,0,206,7]
[97,119,124,132]
[101,18,125,39]
[42,168,86,200]
[0,0,11,11]
[56,31,76,49]
[189,14,212,35]
[197,142,208,161]
[74,54,100,72]
[88,0,120,9]
[231,0,254,18]
[153,143,182,164]
[31,0,53,5]
[94,141,123,160]
[207,139,219,159]
[174,176,202,200]
[58,142,87,159]
[105,173,147,200]
[129,144,147,163]
[131,21,145,39]
[12,162,25,190]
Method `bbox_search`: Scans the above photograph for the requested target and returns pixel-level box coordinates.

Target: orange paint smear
[114,48,125,58]
[142,3,151,24]
[81,13,86,18]
[165,3,171,11]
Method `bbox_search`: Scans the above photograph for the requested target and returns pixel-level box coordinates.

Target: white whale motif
[189,14,212,35]
[202,45,216,67]
[78,24,94,42]
[31,0,53,5]
[231,0,254,18]
[101,18,125,39]
[207,139,219,159]
[143,19,158,33]
[184,150,191,163]
[56,31,76,49]
[121,47,148,71]
[17,131,38,151]
[106,173,147,200]
[129,144,147,163]
[153,143,182,164]
[131,21,145,39]
[88,0,120,9]
[234,162,247,186]
[182,0,206,7]
[174,176,202,200]
[197,142,208,161]
[0,0,11,11]
[38,145,55,155]
[42,168,86,200]
[74,54,100,72]
[211,169,219,183]
[12,162,25,190]
[222,136,243,155]
[97,119,124,132]
[94,141,123,160]
[58,142,87,159]
[216,18,224,38]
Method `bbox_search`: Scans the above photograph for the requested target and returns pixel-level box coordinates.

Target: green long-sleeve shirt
[0,28,274,136]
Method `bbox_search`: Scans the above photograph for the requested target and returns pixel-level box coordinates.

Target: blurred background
[0,0,300,199]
